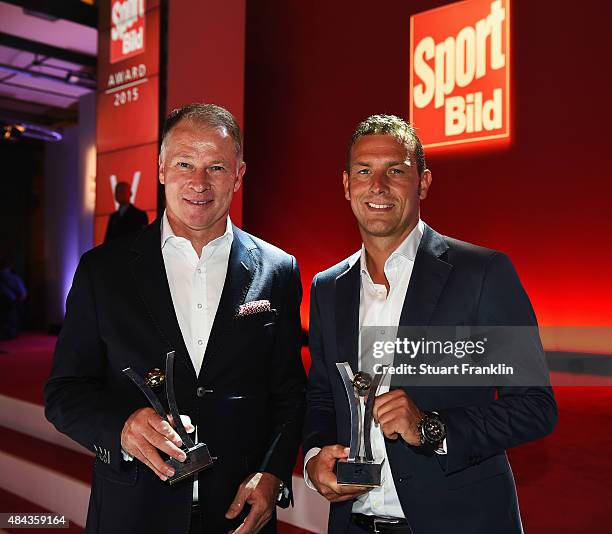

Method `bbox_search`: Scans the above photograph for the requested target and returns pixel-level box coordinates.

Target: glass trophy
[123,351,214,485]
[335,362,385,487]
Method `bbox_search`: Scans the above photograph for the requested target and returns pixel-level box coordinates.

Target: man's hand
[373,390,424,446]
[225,472,280,534]
[305,445,371,502]
[120,407,194,481]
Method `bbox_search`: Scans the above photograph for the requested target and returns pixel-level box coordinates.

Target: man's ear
[234,161,246,192]
[343,171,350,201]
[418,169,432,200]
[159,156,165,185]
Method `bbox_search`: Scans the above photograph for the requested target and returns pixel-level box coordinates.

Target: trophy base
[166,443,214,486]
[335,458,384,487]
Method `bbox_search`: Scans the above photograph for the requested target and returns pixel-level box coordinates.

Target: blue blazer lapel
[398,223,453,328]
[335,260,361,373]
[199,225,256,377]
[128,219,194,376]
[389,224,453,393]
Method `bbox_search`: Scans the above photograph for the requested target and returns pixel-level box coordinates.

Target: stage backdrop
[94,0,161,245]
[165,0,246,227]
[243,0,612,353]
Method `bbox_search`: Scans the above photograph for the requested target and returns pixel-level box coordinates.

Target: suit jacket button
[196,387,205,398]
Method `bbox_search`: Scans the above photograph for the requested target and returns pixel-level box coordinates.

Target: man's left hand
[373,390,424,446]
[225,472,280,534]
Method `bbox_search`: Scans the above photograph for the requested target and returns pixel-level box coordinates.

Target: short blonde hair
[160,103,243,162]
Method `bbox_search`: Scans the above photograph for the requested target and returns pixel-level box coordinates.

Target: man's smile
[366,201,394,210]
[183,198,213,206]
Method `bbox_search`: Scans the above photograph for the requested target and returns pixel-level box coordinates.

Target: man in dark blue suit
[45,104,306,534]
[303,114,557,533]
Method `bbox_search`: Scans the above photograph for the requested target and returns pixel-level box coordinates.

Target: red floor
[510,385,612,532]
[1,333,611,532]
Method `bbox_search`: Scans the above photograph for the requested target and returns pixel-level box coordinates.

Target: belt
[351,513,412,534]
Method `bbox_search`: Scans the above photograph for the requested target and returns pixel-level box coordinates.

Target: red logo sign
[410,0,511,149]
[110,0,146,64]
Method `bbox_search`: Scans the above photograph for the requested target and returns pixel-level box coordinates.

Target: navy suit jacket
[45,219,306,534]
[304,223,557,534]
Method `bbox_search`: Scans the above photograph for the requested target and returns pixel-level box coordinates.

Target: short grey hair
[346,114,426,175]
[160,103,243,161]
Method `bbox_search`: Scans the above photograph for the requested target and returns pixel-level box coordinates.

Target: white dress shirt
[304,220,447,518]
[160,211,233,376]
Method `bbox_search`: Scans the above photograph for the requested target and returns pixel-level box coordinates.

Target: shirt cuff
[121,448,134,462]
[434,438,447,455]
[431,411,447,455]
[303,447,322,490]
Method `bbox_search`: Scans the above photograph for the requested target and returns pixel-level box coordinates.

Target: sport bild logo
[110,0,146,64]
[410,0,510,148]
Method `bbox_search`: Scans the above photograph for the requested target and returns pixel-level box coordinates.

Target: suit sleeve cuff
[303,447,321,491]
[434,438,447,455]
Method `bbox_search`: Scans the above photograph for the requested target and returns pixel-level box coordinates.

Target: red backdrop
[243,0,612,348]
[166,0,246,227]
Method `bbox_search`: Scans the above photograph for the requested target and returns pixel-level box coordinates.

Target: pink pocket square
[236,300,272,318]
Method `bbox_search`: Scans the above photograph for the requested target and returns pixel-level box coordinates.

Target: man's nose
[189,169,210,192]
[369,171,389,194]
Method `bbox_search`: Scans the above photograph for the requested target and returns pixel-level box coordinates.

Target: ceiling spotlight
[64,70,97,89]
[1,123,61,143]
[2,125,23,142]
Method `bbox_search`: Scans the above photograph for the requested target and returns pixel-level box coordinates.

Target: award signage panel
[95,0,161,245]
[96,3,160,153]
[96,143,159,216]
[96,76,159,154]
[410,0,511,149]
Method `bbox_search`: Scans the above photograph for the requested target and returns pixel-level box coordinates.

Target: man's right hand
[120,407,191,481]
[305,445,371,502]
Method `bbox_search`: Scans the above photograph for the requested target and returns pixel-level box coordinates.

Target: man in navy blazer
[45,104,306,534]
[303,114,557,533]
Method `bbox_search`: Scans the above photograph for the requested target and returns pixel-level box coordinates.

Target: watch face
[423,417,445,443]
[352,372,372,394]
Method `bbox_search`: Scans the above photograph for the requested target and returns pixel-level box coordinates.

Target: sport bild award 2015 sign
[409,0,511,149]
[95,0,160,244]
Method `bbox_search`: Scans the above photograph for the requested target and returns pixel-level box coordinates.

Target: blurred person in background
[0,254,27,340]
[104,181,149,242]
